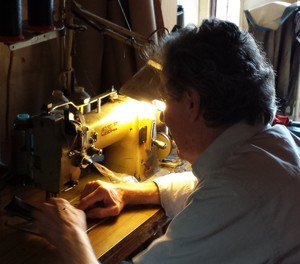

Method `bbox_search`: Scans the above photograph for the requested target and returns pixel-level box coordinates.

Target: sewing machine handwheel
[156,132,172,161]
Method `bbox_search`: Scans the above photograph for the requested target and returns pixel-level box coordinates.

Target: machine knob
[81,156,93,169]
[152,138,167,149]
[89,132,98,144]
[86,146,102,156]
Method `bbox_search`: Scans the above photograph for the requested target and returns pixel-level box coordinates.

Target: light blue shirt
[132,122,300,263]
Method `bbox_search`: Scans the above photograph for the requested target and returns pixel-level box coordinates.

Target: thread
[27,0,55,32]
[0,0,24,42]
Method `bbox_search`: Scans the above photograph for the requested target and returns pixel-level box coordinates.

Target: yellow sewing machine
[10,0,172,197]
[29,88,170,196]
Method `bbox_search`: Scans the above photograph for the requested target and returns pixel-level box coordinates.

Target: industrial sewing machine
[9,0,172,197]
[26,88,170,196]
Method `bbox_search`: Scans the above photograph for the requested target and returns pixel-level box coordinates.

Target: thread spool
[27,0,55,32]
[50,90,69,106]
[49,89,69,113]
[0,0,24,42]
[70,86,91,114]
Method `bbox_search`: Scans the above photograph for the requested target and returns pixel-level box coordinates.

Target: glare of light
[147,59,162,71]
[216,0,240,26]
[152,99,166,112]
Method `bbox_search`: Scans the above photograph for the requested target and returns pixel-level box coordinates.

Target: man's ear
[185,88,201,121]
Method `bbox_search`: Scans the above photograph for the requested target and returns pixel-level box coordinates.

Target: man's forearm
[120,181,161,206]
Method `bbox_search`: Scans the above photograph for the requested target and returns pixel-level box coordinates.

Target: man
[34,18,300,263]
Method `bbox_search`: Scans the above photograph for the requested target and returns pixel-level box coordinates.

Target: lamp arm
[70,0,150,49]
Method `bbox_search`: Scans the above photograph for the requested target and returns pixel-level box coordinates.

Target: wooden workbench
[0,176,168,264]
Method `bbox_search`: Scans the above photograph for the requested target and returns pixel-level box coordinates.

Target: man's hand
[34,198,98,264]
[34,197,87,244]
[78,180,125,219]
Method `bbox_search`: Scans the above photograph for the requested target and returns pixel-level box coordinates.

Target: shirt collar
[192,122,267,178]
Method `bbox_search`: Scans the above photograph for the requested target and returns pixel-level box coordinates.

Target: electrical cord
[5,49,13,141]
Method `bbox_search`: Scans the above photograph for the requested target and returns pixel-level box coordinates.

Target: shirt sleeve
[153,171,198,218]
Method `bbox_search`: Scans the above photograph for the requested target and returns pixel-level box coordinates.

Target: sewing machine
[8,0,172,197]
[28,88,170,196]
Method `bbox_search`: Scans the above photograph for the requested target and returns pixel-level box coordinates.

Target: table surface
[0,174,168,264]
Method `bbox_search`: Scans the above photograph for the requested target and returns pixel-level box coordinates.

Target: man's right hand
[77,180,125,219]
[78,179,161,219]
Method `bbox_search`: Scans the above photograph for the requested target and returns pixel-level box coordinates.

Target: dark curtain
[247,10,300,116]
[72,0,165,97]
